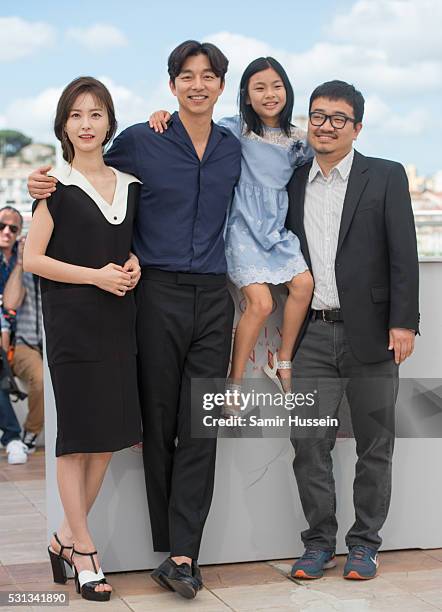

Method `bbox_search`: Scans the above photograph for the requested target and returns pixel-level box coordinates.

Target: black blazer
[286,150,420,364]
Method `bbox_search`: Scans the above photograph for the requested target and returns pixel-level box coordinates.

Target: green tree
[0,130,32,157]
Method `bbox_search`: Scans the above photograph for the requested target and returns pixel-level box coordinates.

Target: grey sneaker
[291,548,336,579]
[343,545,379,580]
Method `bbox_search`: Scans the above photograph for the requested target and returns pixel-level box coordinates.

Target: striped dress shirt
[304,148,354,310]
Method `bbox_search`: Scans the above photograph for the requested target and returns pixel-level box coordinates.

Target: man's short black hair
[168,40,229,84]
[309,80,365,123]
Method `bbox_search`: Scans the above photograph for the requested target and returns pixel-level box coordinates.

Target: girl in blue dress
[149,57,313,394]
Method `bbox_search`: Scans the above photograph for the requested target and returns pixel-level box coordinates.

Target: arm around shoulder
[217,115,242,139]
[27,164,57,200]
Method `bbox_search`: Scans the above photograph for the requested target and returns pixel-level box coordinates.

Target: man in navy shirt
[29,40,241,599]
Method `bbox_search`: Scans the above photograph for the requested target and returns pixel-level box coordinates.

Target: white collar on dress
[48,163,141,225]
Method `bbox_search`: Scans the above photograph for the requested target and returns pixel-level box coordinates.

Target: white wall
[44,262,442,570]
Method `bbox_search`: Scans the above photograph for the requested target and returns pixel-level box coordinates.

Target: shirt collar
[308,148,355,183]
[169,111,226,139]
[48,164,141,225]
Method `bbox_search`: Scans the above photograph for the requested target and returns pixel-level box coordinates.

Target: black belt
[311,309,343,323]
[141,268,227,287]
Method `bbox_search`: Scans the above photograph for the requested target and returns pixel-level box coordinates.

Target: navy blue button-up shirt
[105,112,241,274]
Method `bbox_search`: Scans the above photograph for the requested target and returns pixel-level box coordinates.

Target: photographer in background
[0,206,28,464]
[3,235,43,455]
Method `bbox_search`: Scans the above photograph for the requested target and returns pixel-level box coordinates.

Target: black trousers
[291,318,398,552]
[136,269,234,558]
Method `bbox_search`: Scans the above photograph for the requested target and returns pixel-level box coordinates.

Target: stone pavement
[1,450,441,611]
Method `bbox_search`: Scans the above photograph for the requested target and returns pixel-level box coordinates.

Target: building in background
[0,136,55,231]
[406,164,427,193]
[0,128,441,256]
[403,165,442,258]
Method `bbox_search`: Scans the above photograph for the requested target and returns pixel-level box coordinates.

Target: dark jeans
[136,269,234,559]
[291,317,398,552]
[0,389,21,447]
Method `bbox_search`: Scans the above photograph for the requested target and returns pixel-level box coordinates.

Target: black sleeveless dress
[34,165,142,456]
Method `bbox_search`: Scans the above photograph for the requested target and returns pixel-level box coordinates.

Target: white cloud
[205,32,277,78]
[66,24,128,51]
[328,0,442,63]
[0,17,55,62]
[200,30,436,141]
[2,86,63,143]
[1,78,150,144]
[0,9,435,148]
[363,95,391,125]
[364,95,429,135]
[98,77,149,126]
[206,32,442,99]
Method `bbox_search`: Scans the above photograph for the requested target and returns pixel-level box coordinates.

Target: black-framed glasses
[309,111,356,129]
[0,222,19,234]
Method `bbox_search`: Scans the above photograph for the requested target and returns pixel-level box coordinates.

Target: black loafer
[151,558,200,599]
[192,560,203,590]
[150,559,173,592]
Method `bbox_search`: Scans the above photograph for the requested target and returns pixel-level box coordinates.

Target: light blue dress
[219,115,313,288]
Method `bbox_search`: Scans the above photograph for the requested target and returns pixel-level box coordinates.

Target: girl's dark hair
[54,76,117,164]
[239,57,294,137]
[168,40,229,84]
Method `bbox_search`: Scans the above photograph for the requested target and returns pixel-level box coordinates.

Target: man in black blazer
[286,81,419,581]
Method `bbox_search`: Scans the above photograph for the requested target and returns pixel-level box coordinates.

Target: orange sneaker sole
[292,569,321,580]
[344,570,376,580]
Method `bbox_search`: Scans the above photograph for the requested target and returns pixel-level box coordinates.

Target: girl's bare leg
[229,283,273,382]
[277,271,314,389]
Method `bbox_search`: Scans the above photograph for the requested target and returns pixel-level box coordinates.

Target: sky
[0,0,440,175]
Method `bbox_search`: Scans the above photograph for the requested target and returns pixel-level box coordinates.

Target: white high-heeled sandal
[72,547,110,602]
[263,352,292,394]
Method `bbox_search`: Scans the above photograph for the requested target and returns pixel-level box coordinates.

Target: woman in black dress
[24,77,142,602]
